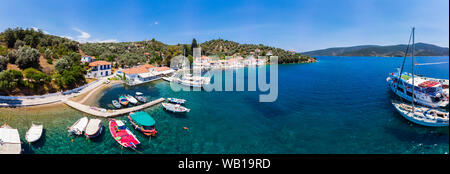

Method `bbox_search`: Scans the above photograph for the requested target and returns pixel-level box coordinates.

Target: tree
[0,45,7,56]
[191,38,198,49]
[0,56,8,72]
[14,40,25,49]
[7,50,18,64]
[54,58,70,73]
[15,46,40,69]
[0,69,23,90]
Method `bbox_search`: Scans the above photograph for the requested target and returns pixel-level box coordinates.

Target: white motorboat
[167,98,186,104]
[25,122,43,143]
[126,94,138,104]
[0,124,21,154]
[68,117,89,135]
[85,119,103,138]
[161,103,190,113]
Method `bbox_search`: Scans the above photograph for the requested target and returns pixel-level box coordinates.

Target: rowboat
[119,96,129,106]
[167,98,186,104]
[25,122,43,143]
[392,101,448,127]
[0,124,21,154]
[67,117,89,135]
[126,95,138,104]
[161,103,190,113]
[109,119,140,149]
[128,111,157,136]
[135,95,147,103]
[85,119,103,138]
[112,100,121,108]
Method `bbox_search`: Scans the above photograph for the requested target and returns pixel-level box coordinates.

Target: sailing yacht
[386,28,449,108]
[390,27,449,127]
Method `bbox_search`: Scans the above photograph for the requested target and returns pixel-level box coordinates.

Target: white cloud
[73,28,91,43]
[32,27,49,34]
[154,21,159,25]
[61,36,74,40]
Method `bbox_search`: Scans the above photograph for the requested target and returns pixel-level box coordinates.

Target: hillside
[302,43,449,57]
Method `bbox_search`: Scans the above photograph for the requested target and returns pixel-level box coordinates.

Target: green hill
[302,43,449,57]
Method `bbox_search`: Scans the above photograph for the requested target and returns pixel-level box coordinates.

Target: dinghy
[128,111,157,136]
[167,98,186,104]
[67,117,89,135]
[136,92,144,96]
[119,96,129,106]
[126,94,138,104]
[135,95,147,103]
[112,100,121,108]
[109,119,140,149]
[0,124,21,154]
[85,119,103,138]
[25,122,43,143]
[162,103,190,113]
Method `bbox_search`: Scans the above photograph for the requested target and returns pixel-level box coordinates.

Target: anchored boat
[167,98,186,104]
[25,122,43,143]
[0,124,21,154]
[85,119,103,138]
[112,100,121,109]
[109,119,140,149]
[392,101,448,127]
[162,103,190,113]
[126,94,138,105]
[67,117,89,135]
[119,96,129,106]
[128,111,157,136]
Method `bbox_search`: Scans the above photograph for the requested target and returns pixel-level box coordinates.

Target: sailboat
[391,28,449,127]
[386,29,449,108]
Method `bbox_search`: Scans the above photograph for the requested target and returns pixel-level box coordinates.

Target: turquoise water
[0,56,448,154]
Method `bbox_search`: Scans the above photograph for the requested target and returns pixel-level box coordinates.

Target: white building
[86,61,112,78]
[81,56,95,63]
[117,64,175,85]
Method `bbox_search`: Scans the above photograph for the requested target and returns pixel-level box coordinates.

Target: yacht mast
[411,27,415,110]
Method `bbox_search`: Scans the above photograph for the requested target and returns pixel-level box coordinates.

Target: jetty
[63,98,165,118]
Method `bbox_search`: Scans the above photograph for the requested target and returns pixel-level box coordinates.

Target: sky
[0,0,448,52]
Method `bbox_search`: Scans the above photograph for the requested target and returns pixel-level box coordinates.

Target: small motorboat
[0,124,21,154]
[112,100,121,109]
[135,95,147,103]
[67,117,89,135]
[118,96,129,106]
[167,98,186,105]
[25,122,43,143]
[162,103,190,113]
[136,92,144,96]
[109,119,140,149]
[128,111,157,136]
[126,95,138,105]
[392,101,448,127]
[85,119,103,138]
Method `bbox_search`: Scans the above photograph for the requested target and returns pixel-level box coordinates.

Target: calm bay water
[0,56,448,154]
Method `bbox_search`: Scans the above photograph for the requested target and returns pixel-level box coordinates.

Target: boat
[126,94,138,104]
[386,28,449,108]
[161,103,190,113]
[85,119,103,138]
[25,122,43,143]
[392,101,448,127]
[167,98,186,104]
[136,92,144,96]
[118,96,129,106]
[112,100,121,108]
[390,28,449,127]
[67,117,89,135]
[0,124,21,154]
[128,111,157,136]
[135,95,147,103]
[109,119,140,149]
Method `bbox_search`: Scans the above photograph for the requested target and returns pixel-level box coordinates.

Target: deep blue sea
[1,56,448,154]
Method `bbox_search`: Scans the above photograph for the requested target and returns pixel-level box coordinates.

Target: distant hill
[302,43,449,57]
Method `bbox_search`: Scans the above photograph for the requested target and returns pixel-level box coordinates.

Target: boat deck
[63,98,165,117]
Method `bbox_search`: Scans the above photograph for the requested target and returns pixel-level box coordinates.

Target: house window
[101,72,103,76]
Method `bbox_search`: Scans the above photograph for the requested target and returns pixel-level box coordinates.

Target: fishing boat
[85,119,103,138]
[392,101,448,127]
[135,95,147,103]
[167,98,186,104]
[112,100,121,109]
[161,103,190,113]
[0,124,21,154]
[67,117,89,135]
[126,94,138,104]
[109,119,140,149]
[118,96,129,106]
[128,111,157,136]
[25,122,43,143]
[390,28,449,127]
[386,28,449,108]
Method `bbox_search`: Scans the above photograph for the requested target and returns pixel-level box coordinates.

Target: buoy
[71,139,74,142]
[184,127,189,130]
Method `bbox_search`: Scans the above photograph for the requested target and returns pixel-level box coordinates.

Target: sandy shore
[70,80,123,105]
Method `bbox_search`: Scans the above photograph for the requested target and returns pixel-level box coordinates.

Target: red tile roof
[121,64,155,75]
[155,66,171,72]
[89,61,111,66]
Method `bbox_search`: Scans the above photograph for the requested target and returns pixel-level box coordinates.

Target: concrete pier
[63,98,165,117]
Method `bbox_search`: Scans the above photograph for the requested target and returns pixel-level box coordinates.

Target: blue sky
[0,0,448,52]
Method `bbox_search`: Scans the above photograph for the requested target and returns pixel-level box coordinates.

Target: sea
[0,56,448,154]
